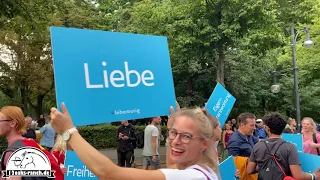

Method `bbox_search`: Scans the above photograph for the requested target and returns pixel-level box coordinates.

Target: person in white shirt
[49,103,220,180]
[142,116,162,170]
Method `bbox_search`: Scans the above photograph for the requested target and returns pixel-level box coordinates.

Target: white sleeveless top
[160,164,219,180]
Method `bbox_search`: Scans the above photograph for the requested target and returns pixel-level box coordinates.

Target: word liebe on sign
[281,133,303,152]
[64,151,97,180]
[50,27,176,126]
[205,83,236,127]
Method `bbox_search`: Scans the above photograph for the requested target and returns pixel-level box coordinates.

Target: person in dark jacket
[117,120,137,167]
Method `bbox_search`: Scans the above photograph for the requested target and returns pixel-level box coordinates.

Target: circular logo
[2,146,55,178]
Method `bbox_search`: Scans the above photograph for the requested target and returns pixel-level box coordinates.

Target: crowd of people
[219,114,320,180]
[0,102,320,179]
[0,107,67,180]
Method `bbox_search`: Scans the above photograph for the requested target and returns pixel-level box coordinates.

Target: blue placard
[298,152,320,173]
[50,27,176,126]
[64,151,97,180]
[205,83,236,127]
[281,133,303,152]
[219,156,237,180]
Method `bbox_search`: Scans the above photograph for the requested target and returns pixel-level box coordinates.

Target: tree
[0,0,101,116]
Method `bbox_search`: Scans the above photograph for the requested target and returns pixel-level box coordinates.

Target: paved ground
[99,146,167,168]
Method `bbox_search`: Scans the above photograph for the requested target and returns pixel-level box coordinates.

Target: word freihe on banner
[50,27,176,126]
[64,151,97,180]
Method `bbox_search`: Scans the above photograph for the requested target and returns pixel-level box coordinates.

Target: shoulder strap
[312,133,320,156]
[273,141,286,155]
[1,149,15,171]
[193,168,210,180]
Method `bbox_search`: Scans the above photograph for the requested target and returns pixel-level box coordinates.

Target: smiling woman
[49,103,220,180]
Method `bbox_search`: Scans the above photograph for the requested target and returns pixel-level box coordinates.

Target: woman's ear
[201,140,211,152]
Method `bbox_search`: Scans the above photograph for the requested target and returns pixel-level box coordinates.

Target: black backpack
[135,131,144,149]
[258,140,289,180]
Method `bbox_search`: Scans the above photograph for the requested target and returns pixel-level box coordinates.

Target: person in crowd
[39,116,56,152]
[202,109,221,164]
[231,118,238,131]
[157,124,165,147]
[228,112,259,180]
[247,112,320,180]
[0,106,63,180]
[50,103,220,180]
[166,104,240,178]
[117,120,137,167]
[302,117,320,156]
[52,134,67,175]
[254,119,268,139]
[37,114,46,127]
[22,116,36,140]
[282,117,298,134]
[142,116,162,170]
[222,123,233,160]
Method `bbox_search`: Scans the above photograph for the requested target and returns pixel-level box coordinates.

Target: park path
[99,146,167,168]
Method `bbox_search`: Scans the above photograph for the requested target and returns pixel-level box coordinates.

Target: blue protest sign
[281,133,303,152]
[64,151,97,180]
[219,156,237,180]
[50,27,176,126]
[205,83,236,127]
[298,152,320,173]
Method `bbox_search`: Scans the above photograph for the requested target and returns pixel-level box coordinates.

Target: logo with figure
[1,147,55,178]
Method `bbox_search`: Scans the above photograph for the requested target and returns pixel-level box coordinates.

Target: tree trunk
[20,87,28,114]
[35,94,45,118]
[187,76,194,106]
[216,41,225,87]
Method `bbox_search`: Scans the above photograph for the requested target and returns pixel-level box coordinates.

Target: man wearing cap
[254,119,268,139]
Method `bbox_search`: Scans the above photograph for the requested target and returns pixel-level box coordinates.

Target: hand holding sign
[167,101,181,128]
[50,103,74,134]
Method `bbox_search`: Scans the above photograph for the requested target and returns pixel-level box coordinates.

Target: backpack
[312,133,320,156]
[136,131,144,149]
[258,140,296,180]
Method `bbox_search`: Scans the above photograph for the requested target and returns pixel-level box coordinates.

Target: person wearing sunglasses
[0,106,64,180]
[50,103,220,180]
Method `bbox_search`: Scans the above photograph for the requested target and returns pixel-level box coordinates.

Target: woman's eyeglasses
[167,129,201,144]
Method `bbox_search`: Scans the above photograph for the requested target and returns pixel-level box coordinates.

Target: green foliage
[0,91,10,107]
[277,16,320,118]
[0,125,168,154]
[1,0,320,121]
[78,125,168,149]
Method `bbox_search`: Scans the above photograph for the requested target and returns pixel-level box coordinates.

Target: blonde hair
[302,117,317,133]
[287,118,295,125]
[171,107,220,178]
[52,134,67,153]
[0,106,26,135]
